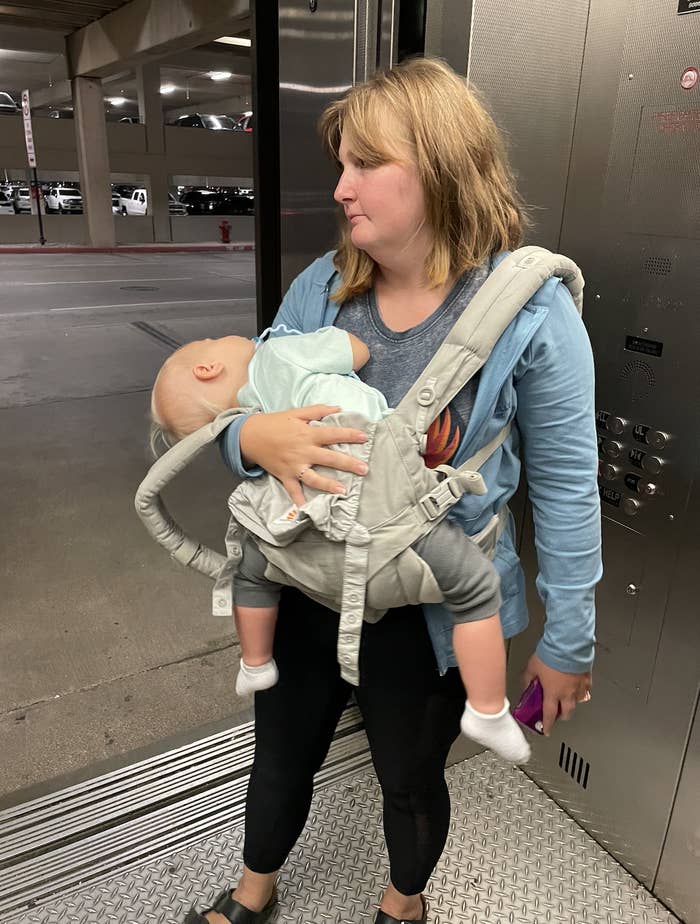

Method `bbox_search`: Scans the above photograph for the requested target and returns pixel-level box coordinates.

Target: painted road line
[50,297,255,313]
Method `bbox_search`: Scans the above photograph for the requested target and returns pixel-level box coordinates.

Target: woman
[187,56,601,924]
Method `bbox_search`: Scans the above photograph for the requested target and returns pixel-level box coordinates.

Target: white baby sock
[235,658,279,696]
[460,698,531,764]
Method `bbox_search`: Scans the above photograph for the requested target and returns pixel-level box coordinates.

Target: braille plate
[5,754,678,924]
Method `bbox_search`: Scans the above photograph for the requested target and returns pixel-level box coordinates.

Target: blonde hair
[149,354,225,457]
[318,56,529,303]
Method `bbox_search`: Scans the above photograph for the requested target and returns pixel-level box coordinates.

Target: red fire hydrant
[219,219,231,243]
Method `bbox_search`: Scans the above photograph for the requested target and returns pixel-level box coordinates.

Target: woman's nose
[333,172,354,204]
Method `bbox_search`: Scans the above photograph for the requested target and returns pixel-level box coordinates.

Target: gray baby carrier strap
[134,408,246,580]
[133,246,584,686]
[378,244,585,564]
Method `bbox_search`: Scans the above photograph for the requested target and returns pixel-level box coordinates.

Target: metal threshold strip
[0,706,371,918]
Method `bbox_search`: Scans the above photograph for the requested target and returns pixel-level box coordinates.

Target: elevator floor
[2,714,678,924]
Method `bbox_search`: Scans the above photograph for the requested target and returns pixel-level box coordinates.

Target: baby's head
[150,335,255,450]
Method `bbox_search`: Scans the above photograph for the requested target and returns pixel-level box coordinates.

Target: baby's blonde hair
[149,353,225,457]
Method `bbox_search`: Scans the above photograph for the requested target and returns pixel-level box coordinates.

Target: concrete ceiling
[0,26,251,119]
[0,1,132,33]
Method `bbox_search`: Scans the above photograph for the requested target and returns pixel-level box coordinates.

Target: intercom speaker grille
[620,359,656,402]
[559,741,590,790]
[643,256,672,276]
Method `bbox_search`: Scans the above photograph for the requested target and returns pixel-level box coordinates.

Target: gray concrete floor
[0,252,259,805]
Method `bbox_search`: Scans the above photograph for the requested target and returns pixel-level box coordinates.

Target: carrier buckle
[418,479,461,520]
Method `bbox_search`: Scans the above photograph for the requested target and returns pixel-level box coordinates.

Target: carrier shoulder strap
[394,247,583,441]
[134,408,248,579]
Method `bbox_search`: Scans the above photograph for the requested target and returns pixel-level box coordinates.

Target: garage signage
[678,0,700,13]
[21,89,37,168]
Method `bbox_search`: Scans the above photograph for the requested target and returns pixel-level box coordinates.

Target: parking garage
[0,0,254,246]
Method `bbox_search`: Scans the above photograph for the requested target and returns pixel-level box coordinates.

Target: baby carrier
[135,247,583,684]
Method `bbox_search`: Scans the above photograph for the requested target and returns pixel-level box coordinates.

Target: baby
[151,327,530,763]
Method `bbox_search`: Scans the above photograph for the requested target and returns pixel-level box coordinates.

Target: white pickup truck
[45,186,83,214]
[119,188,187,216]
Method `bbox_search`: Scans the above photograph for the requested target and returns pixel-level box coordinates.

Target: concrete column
[72,76,115,246]
[136,62,170,242]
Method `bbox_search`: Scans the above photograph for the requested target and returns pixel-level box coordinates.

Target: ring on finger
[298,466,311,480]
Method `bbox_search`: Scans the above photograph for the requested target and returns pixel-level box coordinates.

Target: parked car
[45,186,83,214]
[0,92,18,114]
[0,189,14,214]
[179,187,254,216]
[120,187,147,215]
[13,187,31,213]
[111,193,122,214]
[118,116,139,124]
[168,193,187,216]
[233,112,253,133]
[169,113,236,131]
[49,109,74,119]
[119,188,188,216]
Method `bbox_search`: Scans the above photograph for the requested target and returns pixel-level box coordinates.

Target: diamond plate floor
[6,754,678,924]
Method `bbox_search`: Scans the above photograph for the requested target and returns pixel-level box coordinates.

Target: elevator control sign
[678,0,700,12]
[600,486,622,508]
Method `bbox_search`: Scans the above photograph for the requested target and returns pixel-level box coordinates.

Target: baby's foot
[235,658,279,696]
[460,699,531,763]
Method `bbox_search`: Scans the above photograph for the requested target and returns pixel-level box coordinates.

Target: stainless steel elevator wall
[482,1,700,918]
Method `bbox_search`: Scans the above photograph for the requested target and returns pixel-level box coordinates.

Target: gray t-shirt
[334,262,489,467]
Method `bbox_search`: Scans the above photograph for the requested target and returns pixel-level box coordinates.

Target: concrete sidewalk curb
[0,242,255,255]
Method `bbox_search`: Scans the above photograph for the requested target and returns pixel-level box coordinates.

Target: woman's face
[333,131,427,260]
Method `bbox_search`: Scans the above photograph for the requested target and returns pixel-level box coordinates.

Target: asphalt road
[0,251,259,797]
[0,251,257,407]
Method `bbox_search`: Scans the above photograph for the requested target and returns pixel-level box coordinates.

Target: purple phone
[512,677,561,735]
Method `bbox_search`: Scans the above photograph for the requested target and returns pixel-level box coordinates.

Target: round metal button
[647,430,669,450]
[604,440,623,459]
[642,455,662,476]
[607,416,626,435]
[622,497,641,516]
[599,463,619,481]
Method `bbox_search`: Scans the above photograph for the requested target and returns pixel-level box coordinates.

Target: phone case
[512,677,560,735]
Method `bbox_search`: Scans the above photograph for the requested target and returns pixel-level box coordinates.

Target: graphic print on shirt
[423,405,464,468]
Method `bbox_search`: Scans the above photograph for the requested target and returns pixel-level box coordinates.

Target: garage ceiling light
[215,36,251,47]
[209,71,232,81]
[108,97,126,106]
[160,84,176,95]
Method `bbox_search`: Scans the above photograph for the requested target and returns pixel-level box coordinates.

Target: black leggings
[243,587,464,895]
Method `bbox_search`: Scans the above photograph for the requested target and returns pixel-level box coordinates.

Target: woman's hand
[240,405,369,507]
[522,653,592,736]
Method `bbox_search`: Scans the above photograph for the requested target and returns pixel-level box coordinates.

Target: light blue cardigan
[221,251,602,675]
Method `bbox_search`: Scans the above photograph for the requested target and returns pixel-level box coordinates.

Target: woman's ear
[193,361,224,381]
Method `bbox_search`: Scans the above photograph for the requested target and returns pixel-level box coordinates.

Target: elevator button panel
[596,410,671,519]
